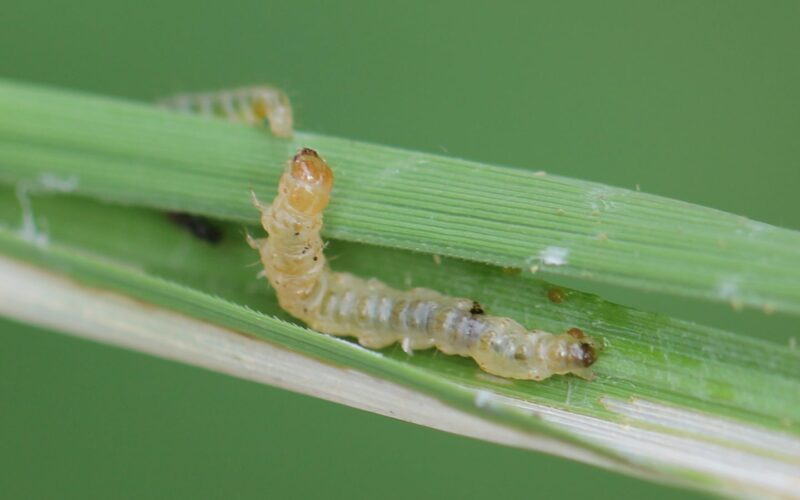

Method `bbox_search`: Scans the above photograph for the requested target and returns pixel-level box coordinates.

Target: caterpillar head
[286,148,334,216]
[564,327,600,380]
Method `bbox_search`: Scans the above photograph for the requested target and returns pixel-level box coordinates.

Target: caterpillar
[158,86,293,138]
[160,85,599,379]
[249,148,600,380]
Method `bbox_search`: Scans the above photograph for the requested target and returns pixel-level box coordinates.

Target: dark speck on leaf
[167,212,222,244]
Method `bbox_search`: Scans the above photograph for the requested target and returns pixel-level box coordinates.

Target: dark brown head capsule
[577,342,598,367]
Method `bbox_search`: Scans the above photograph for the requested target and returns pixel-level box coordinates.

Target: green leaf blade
[1,79,799,315]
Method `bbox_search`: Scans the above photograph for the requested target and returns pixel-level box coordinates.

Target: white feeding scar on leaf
[15,184,48,248]
[539,246,570,266]
[37,173,79,192]
[717,278,739,299]
[474,390,494,409]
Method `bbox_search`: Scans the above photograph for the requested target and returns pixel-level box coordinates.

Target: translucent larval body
[251,148,599,380]
[159,86,293,138]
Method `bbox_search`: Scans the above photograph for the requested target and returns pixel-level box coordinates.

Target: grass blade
[1,79,799,315]
[2,80,800,497]
[1,190,798,497]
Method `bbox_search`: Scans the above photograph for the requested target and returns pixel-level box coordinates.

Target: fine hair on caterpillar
[249,148,600,381]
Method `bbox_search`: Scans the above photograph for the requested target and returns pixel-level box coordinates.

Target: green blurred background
[1,1,798,498]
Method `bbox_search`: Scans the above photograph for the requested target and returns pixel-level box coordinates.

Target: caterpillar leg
[357,335,399,350]
[158,85,294,138]
[245,232,266,250]
[250,189,269,211]
[245,232,270,280]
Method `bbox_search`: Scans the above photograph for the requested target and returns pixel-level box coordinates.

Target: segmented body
[162,84,599,379]
[159,86,293,137]
[251,149,599,380]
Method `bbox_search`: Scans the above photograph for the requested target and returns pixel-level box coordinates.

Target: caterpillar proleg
[159,86,293,138]
[250,148,600,381]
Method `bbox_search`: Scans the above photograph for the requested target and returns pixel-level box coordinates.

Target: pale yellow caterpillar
[160,85,599,379]
[249,149,600,380]
[159,86,293,138]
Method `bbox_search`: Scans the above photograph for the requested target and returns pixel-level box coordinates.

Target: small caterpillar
[158,86,293,138]
[249,148,600,380]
